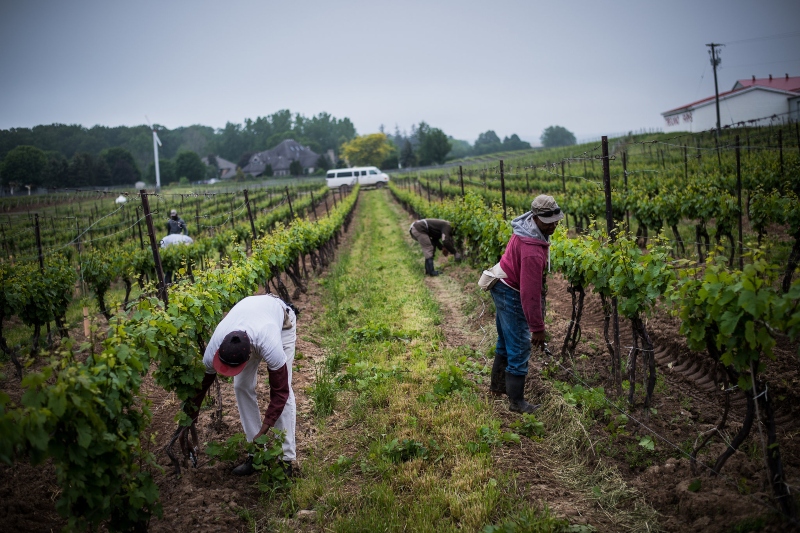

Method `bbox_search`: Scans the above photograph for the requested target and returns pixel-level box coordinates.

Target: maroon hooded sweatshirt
[498,234,549,333]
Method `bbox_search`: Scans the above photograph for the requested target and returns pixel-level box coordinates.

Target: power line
[723,30,800,46]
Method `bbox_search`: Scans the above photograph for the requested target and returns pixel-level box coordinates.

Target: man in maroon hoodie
[490,195,564,413]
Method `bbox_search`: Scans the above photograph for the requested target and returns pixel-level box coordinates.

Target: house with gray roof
[243,139,320,177]
[201,155,238,180]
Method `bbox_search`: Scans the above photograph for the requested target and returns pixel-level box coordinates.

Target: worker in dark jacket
[490,195,563,413]
[167,209,188,235]
[409,218,458,276]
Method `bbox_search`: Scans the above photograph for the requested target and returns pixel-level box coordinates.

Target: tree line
[0,108,576,189]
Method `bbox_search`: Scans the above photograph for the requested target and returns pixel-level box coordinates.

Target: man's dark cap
[213,330,251,376]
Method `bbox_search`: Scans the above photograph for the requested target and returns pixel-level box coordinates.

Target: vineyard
[1,124,799,532]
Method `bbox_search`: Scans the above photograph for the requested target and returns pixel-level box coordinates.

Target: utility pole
[707,42,723,138]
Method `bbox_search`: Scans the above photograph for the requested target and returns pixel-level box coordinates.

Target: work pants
[233,310,297,461]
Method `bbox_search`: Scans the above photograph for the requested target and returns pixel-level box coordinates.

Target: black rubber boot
[232,454,256,476]
[490,354,507,396]
[505,373,540,413]
[280,460,299,478]
[425,258,439,276]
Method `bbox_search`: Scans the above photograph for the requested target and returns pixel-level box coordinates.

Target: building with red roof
[662,74,800,132]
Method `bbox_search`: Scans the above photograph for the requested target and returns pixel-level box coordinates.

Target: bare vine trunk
[781,232,800,293]
[599,294,621,394]
[671,224,685,255]
[561,285,584,358]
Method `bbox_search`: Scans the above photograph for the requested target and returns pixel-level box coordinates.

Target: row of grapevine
[0,185,359,530]
[0,185,332,362]
[395,125,800,285]
[389,181,799,517]
[0,182,324,262]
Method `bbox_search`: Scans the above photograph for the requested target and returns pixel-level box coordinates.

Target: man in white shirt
[186,294,296,475]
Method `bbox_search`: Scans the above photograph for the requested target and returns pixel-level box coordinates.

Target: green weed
[309,364,337,417]
[482,506,594,533]
[510,413,546,439]
[205,430,291,491]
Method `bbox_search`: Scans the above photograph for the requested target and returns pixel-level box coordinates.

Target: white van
[325,169,358,192]
[326,166,389,191]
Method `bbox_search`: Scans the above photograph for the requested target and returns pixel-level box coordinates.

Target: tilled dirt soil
[0,191,359,532]
[418,253,800,530]
[2,189,799,532]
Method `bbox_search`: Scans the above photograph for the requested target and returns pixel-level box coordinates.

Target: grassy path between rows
[279,190,593,532]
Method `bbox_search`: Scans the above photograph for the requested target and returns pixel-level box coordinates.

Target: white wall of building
[663,88,792,133]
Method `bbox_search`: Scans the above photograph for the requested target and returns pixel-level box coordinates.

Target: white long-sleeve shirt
[203,295,290,372]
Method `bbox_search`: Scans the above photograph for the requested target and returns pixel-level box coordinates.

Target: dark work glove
[184,372,216,422]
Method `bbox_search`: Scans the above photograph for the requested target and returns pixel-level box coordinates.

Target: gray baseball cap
[530,195,564,224]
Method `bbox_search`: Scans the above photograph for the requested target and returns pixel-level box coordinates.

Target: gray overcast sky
[1,0,798,144]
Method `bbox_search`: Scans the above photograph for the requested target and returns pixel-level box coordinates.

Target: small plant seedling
[510,414,545,439]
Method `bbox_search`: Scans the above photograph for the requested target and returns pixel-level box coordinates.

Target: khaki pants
[410,224,435,259]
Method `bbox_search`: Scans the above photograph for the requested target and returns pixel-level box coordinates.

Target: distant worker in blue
[167,209,188,236]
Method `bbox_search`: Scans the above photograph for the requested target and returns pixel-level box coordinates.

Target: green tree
[213,122,248,162]
[297,112,357,152]
[0,145,47,189]
[315,154,331,172]
[263,164,274,177]
[473,130,502,155]
[502,134,531,151]
[68,152,97,187]
[341,133,394,167]
[42,151,69,188]
[94,156,112,185]
[289,160,303,176]
[417,128,451,166]
[540,125,576,148]
[447,138,473,160]
[146,159,176,185]
[101,147,141,185]
[400,140,416,168]
[174,150,206,183]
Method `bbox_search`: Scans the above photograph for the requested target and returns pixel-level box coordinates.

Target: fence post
[75,219,82,254]
[310,191,317,220]
[426,180,431,203]
[285,186,295,219]
[683,145,688,181]
[195,203,200,236]
[602,136,621,396]
[796,122,800,155]
[438,177,443,202]
[324,194,330,216]
[34,213,51,338]
[459,165,464,197]
[130,208,137,241]
[623,151,630,232]
[736,135,743,271]
[500,160,507,220]
[34,214,44,271]
[140,189,168,307]
[244,189,257,242]
[778,129,784,178]
[135,205,144,250]
[561,160,566,193]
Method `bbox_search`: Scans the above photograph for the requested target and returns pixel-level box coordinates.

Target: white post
[153,131,161,192]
